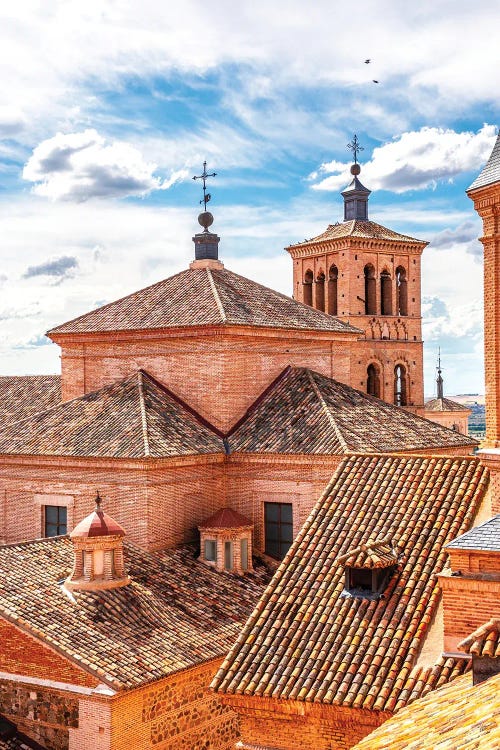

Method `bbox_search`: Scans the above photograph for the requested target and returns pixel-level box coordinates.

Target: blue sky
[0,1,499,395]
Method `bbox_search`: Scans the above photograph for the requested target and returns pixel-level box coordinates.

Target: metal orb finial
[198,211,214,231]
[350,163,361,176]
[95,491,102,511]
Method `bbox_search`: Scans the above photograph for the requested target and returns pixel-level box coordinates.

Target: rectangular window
[241,538,248,571]
[44,505,67,537]
[224,541,233,571]
[204,539,217,562]
[265,502,293,560]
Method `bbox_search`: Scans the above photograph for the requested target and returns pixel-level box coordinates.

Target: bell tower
[286,135,427,409]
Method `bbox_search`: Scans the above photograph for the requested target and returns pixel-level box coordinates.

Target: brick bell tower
[286,136,427,409]
[468,131,500,510]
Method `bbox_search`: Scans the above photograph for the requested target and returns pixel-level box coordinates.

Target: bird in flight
[364,59,371,64]
[372,79,379,84]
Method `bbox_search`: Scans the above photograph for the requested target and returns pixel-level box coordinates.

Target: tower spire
[342,134,371,221]
[436,348,444,400]
[191,160,221,264]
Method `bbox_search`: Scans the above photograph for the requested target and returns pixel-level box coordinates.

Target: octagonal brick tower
[287,159,427,410]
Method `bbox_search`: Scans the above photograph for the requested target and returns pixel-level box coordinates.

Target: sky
[1,1,499,395]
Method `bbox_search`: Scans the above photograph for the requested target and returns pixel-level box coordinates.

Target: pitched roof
[351,672,500,750]
[212,454,489,710]
[199,508,253,530]
[227,368,478,454]
[447,515,500,552]
[425,396,469,413]
[289,219,425,248]
[48,267,359,336]
[0,537,271,691]
[0,375,60,425]
[459,619,500,658]
[70,506,126,538]
[0,370,224,459]
[336,539,398,569]
[468,131,500,192]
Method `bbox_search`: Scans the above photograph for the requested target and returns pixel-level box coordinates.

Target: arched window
[367,363,381,398]
[380,270,392,315]
[316,271,325,312]
[394,364,408,406]
[364,264,376,315]
[396,266,408,316]
[328,265,338,315]
[303,269,313,307]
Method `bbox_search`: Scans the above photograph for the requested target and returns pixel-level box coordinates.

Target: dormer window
[198,508,253,575]
[338,538,399,599]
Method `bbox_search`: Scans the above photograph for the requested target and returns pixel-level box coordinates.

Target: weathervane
[347,134,364,164]
[192,161,217,211]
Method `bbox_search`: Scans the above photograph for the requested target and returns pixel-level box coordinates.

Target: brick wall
[69,661,238,750]
[439,574,500,652]
[421,410,470,436]
[223,695,389,750]
[54,328,355,432]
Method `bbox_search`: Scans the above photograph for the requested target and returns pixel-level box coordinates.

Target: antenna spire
[436,347,444,400]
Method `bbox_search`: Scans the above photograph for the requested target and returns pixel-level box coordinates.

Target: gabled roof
[0,370,224,459]
[425,396,469,413]
[0,375,60,425]
[289,219,425,248]
[0,537,271,690]
[447,514,500,552]
[212,454,489,710]
[459,619,500,658]
[71,507,126,538]
[337,539,398,569]
[227,368,478,454]
[351,672,500,750]
[468,131,500,192]
[47,267,359,336]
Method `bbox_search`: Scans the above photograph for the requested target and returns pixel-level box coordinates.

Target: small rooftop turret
[341,134,371,221]
[64,492,130,592]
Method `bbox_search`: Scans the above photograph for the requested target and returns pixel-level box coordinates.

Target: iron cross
[347,135,364,164]
[193,161,217,210]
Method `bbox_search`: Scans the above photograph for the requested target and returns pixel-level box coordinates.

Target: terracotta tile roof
[336,538,399,569]
[199,508,253,530]
[459,619,500,658]
[289,219,425,248]
[468,132,500,192]
[351,671,500,750]
[447,515,500,552]
[0,375,60,425]
[48,268,359,336]
[227,368,478,454]
[212,454,489,710]
[71,507,126,538]
[0,370,224,459]
[424,396,469,413]
[0,537,271,690]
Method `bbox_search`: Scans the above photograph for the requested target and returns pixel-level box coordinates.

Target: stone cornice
[286,236,427,259]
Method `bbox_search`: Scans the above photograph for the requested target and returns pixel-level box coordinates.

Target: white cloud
[311,125,498,193]
[22,129,188,201]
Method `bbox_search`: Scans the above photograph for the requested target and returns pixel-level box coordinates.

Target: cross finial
[192,161,217,211]
[95,490,102,511]
[347,134,364,164]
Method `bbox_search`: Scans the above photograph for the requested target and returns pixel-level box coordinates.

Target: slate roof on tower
[288,219,425,248]
[227,367,477,454]
[468,131,500,191]
[0,370,224,458]
[0,537,271,691]
[47,267,360,336]
[212,454,488,711]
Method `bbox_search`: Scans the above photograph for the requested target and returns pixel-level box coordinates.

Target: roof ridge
[137,371,150,457]
[306,369,350,453]
[206,268,227,323]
